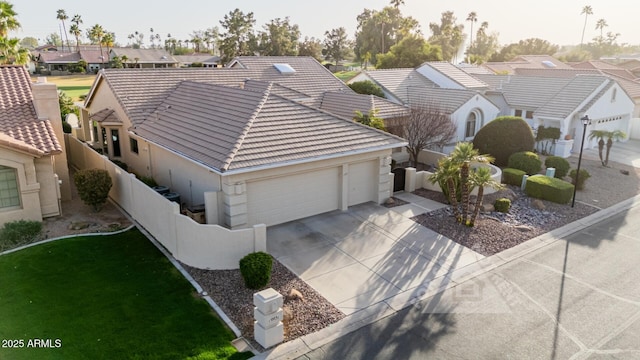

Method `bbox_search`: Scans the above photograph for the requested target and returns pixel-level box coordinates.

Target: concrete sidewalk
[256,191,640,360]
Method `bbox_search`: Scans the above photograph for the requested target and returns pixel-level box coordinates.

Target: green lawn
[0,229,253,360]
[31,74,95,101]
[57,85,91,101]
[334,70,360,82]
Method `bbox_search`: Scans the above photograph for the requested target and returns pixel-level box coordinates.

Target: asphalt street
[297,205,640,360]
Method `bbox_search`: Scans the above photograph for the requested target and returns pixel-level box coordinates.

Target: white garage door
[246,167,340,226]
[348,160,378,206]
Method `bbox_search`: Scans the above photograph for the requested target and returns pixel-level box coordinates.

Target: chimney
[31,77,72,201]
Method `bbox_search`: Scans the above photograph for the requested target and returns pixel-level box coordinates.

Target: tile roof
[89,57,353,126]
[406,87,478,113]
[37,51,82,64]
[360,68,437,104]
[90,108,122,123]
[474,74,572,108]
[173,54,221,64]
[313,91,408,120]
[0,66,62,155]
[133,81,405,172]
[483,55,573,74]
[535,76,612,118]
[79,49,111,64]
[110,48,177,63]
[418,61,489,89]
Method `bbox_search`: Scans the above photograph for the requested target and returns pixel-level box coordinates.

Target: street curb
[256,193,640,359]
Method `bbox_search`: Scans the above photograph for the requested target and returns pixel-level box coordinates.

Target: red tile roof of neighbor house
[0,66,62,155]
[134,81,405,172]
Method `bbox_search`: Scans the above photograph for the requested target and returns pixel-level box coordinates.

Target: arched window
[465,112,477,138]
[0,166,20,209]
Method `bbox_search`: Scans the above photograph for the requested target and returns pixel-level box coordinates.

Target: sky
[9,0,640,49]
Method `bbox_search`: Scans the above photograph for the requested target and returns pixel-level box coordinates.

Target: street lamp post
[572,115,590,208]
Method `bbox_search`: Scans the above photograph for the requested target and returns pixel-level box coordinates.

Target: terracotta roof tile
[0,66,62,155]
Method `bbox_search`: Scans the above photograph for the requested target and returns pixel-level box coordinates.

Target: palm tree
[429,157,462,222]
[580,5,593,48]
[0,1,21,37]
[0,36,29,64]
[595,18,608,39]
[588,130,608,166]
[604,130,626,166]
[468,167,503,227]
[466,11,478,60]
[121,54,128,68]
[56,9,70,51]
[450,142,494,225]
[70,14,82,51]
[87,24,105,64]
[101,32,114,65]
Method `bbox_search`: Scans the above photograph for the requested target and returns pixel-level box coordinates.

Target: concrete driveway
[267,193,485,315]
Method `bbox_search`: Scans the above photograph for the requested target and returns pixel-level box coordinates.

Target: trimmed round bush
[508,151,542,175]
[502,168,526,186]
[544,156,570,178]
[473,116,535,166]
[74,168,113,212]
[569,169,591,190]
[494,198,511,213]
[348,80,385,97]
[239,252,273,290]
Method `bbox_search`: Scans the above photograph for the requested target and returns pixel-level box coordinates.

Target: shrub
[494,198,511,213]
[525,175,574,204]
[569,169,591,190]
[508,151,542,175]
[472,116,535,166]
[136,175,158,188]
[502,168,526,186]
[62,120,72,134]
[348,80,385,98]
[544,156,570,178]
[74,169,113,212]
[0,220,42,249]
[112,160,128,171]
[239,252,273,290]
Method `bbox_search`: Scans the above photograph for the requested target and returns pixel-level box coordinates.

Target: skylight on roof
[542,60,557,68]
[274,63,296,74]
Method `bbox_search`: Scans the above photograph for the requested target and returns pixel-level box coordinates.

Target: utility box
[546,168,556,178]
[253,288,284,348]
[185,204,206,224]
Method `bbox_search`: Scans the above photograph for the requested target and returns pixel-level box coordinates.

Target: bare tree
[390,104,457,168]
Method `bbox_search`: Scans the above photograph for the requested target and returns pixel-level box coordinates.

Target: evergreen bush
[544,156,570,178]
[74,169,113,212]
[0,220,42,250]
[508,151,542,175]
[472,116,535,166]
[502,168,526,186]
[494,198,511,213]
[239,252,273,290]
[525,175,574,204]
[569,169,591,190]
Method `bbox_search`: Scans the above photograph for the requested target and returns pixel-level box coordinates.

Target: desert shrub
[569,169,591,190]
[74,169,113,212]
[472,116,535,166]
[502,168,526,186]
[239,252,273,290]
[508,151,542,175]
[544,156,570,178]
[0,220,42,250]
[348,80,385,97]
[112,160,128,171]
[525,175,574,204]
[494,198,511,213]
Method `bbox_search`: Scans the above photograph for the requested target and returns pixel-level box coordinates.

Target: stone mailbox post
[253,288,284,348]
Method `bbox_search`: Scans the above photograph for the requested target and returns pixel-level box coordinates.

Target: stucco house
[348,65,500,148]
[0,66,71,226]
[78,57,406,229]
[109,48,178,68]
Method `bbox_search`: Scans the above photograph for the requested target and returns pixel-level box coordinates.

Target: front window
[130,137,139,154]
[525,111,534,119]
[0,166,20,209]
[465,113,477,138]
[515,109,523,117]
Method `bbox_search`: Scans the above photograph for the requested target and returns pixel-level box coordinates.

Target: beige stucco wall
[0,148,45,226]
[34,157,61,218]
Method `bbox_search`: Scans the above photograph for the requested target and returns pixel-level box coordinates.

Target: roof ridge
[221,83,273,171]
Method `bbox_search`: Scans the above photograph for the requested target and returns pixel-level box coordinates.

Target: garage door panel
[348,161,377,206]
[247,168,339,226]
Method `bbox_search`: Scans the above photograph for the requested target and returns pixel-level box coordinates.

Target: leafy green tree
[45,32,61,46]
[389,0,404,8]
[467,21,499,64]
[353,109,385,130]
[490,38,559,62]
[20,36,38,48]
[74,169,113,212]
[58,90,79,119]
[322,27,352,65]
[348,80,384,97]
[258,17,300,56]
[376,34,441,69]
[0,1,20,37]
[298,36,323,61]
[219,8,257,63]
[428,11,465,63]
[580,5,593,47]
[56,9,70,51]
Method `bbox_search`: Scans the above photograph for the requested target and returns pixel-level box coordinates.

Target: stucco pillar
[253,224,267,252]
[31,78,72,201]
[377,156,393,204]
[222,180,248,229]
[203,191,220,225]
[405,167,417,192]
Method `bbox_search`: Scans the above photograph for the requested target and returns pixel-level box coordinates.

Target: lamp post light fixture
[572,115,590,208]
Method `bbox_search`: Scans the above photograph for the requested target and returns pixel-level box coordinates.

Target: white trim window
[0,166,20,209]
[465,112,477,138]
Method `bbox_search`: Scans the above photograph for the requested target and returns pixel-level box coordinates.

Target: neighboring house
[78,57,405,229]
[110,48,178,68]
[482,55,574,74]
[174,54,221,68]
[348,64,500,146]
[475,73,635,155]
[79,49,111,73]
[0,66,71,226]
[33,49,110,74]
[616,59,640,78]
